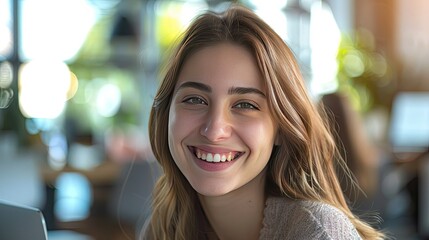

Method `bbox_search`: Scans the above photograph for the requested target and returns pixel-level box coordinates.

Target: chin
[192,181,236,197]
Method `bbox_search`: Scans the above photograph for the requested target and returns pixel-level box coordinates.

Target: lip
[188,146,242,172]
[192,145,239,153]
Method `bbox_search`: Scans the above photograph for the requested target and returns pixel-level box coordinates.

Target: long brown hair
[144,4,384,239]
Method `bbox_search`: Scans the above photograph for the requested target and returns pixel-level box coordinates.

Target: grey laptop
[0,200,48,240]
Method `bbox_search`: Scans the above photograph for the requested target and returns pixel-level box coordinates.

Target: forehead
[177,43,264,89]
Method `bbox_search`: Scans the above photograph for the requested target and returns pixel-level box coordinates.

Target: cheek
[168,107,197,151]
[168,107,181,148]
[238,119,277,165]
[239,119,277,147]
[168,108,185,170]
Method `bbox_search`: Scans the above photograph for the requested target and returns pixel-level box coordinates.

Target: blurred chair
[321,91,429,238]
[318,91,400,233]
[387,91,429,238]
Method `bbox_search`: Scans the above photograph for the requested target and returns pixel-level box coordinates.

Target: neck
[198,169,267,240]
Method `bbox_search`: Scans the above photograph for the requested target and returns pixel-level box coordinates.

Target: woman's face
[168,43,278,197]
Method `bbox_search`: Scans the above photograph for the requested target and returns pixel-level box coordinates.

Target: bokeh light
[0,61,14,109]
[0,25,12,60]
[343,51,365,78]
[95,83,121,117]
[310,1,341,96]
[46,131,68,170]
[0,0,12,60]
[20,0,97,62]
[54,172,92,222]
[254,8,288,41]
[155,1,208,51]
[18,60,78,119]
[249,0,288,9]
[67,71,79,100]
[0,61,13,88]
[0,87,13,109]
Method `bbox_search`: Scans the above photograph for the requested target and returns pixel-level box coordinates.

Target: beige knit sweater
[141,196,362,239]
[259,197,362,240]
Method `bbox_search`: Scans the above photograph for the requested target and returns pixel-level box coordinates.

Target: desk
[42,160,122,186]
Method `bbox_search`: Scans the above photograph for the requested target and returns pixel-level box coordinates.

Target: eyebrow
[228,86,266,98]
[176,81,266,98]
[176,81,211,92]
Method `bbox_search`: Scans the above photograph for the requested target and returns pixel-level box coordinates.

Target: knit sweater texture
[259,197,362,240]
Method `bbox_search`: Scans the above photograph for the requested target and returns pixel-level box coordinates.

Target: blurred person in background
[319,92,380,202]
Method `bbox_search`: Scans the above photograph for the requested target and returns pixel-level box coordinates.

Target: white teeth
[213,154,221,162]
[195,148,238,163]
[206,153,213,162]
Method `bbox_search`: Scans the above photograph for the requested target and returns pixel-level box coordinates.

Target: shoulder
[260,197,362,240]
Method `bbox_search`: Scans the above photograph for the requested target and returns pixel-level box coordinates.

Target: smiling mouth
[190,147,243,163]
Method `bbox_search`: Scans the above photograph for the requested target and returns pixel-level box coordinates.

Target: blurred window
[19,0,98,62]
[0,0,12,61]
[389,92,429,153]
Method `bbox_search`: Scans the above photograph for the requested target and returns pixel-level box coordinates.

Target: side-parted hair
[144,4,384,240]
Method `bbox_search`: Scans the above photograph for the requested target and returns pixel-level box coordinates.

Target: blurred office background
[1,0,429,239]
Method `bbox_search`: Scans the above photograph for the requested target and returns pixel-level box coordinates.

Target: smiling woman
[141,4,385,240]
[168,43,276,201]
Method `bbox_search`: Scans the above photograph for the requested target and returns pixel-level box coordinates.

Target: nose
[200,107,232,142]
